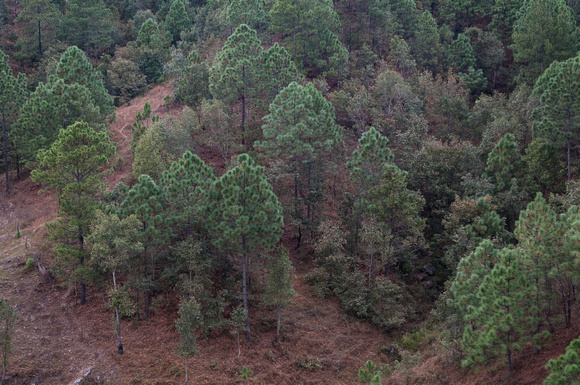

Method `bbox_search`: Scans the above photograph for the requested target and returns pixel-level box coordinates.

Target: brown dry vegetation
[0,85,576,384]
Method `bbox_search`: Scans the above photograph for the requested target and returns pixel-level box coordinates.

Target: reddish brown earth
[0,84,577,384]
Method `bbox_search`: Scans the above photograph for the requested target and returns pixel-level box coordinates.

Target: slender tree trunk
[507,345,512,375]
[567,111,571,181]
[2,361,5,385]
[242,251,250,341]
[242,235,250,341]
[368,254,373,287]
[79,225,86,305]
[38,19,42,56]
[112,271,123,354]
[145,289,150,319]
[2,111,8,192]
[184,356,188,385]
[276,308,281,342]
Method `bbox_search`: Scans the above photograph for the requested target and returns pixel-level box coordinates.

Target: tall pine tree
[207,153,283,341]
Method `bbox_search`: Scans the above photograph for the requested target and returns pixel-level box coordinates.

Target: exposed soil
[0,84,576,384]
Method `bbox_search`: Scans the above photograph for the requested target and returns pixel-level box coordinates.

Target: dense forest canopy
[1,0,580,382]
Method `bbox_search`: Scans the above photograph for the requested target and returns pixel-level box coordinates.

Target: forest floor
[0,84,576,384]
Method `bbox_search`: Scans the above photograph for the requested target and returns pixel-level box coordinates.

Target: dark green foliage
[0,50,27,190]
[106,58,147,106]
[0,299,16,385]
[489,0,525,37]
[31,121,117,305]
[256,81,342,245]
[484,133,521,191]
[257,43,302,107]
[54,46,116,121]
[209,24,263,144]
[511,0,579,82]
[358,360,382,384]
[58,0,117,56]
[119,174,172,318]
[12,79,104,167]
[132,18,171,83]
[175,51,211,106]
[545,338,580,385]
[515,193,562,334]
[165,0,191,43]
[161,150,216,240]
[532,54,580,181]
[13,0,61,63]
[227,0,268,33]
[207,153,283,341]
[461,248,531,375]
[268,0,346,75]
[411,10,441,73]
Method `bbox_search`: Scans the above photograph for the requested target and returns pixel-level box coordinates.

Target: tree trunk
[368,253,373,287]
[242,251,251,341]
[79,225,86,305]
[112,271,123,355]
[38,19,42,56]
[276,308,281,342]
[184,356,188,385]
[145,289,150,319]
[567,110,571,181]
[1,361,5,385]
[2,111,8,192]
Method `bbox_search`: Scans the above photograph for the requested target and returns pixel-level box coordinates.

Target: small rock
[423,263,436,276]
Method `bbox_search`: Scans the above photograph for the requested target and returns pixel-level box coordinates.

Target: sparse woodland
[1,0,580,383]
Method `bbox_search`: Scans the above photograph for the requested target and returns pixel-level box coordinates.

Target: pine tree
[161,150,216,240]
[175,297,202,385]
[461,248,531,375]
[88,211,143,354]
[448,240,500,323]
[411,10,441,73]
[13,0,62,63]
[31,121,117,305]
[209,24,263,145]
[489,0,524,38]
[12,79,103,167]
[164,0,191,43]
[484,133,521,191]
[0,50,27,191]
[227,0,268,33]
[515,193,560,342]
[256,81,342,246]
[119,174,172,319]
[532,54,580,181]
[348,127,393,203]
[511,0,579,82]
[544,337,580,384]
[367,164,425,275]
[387,35,416,78]
[207,153,283,341]
[58,0,117,57]
[54,45,115,122]
[268,0,343,74]
[257,43,302,107]
[263,246,295,341]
